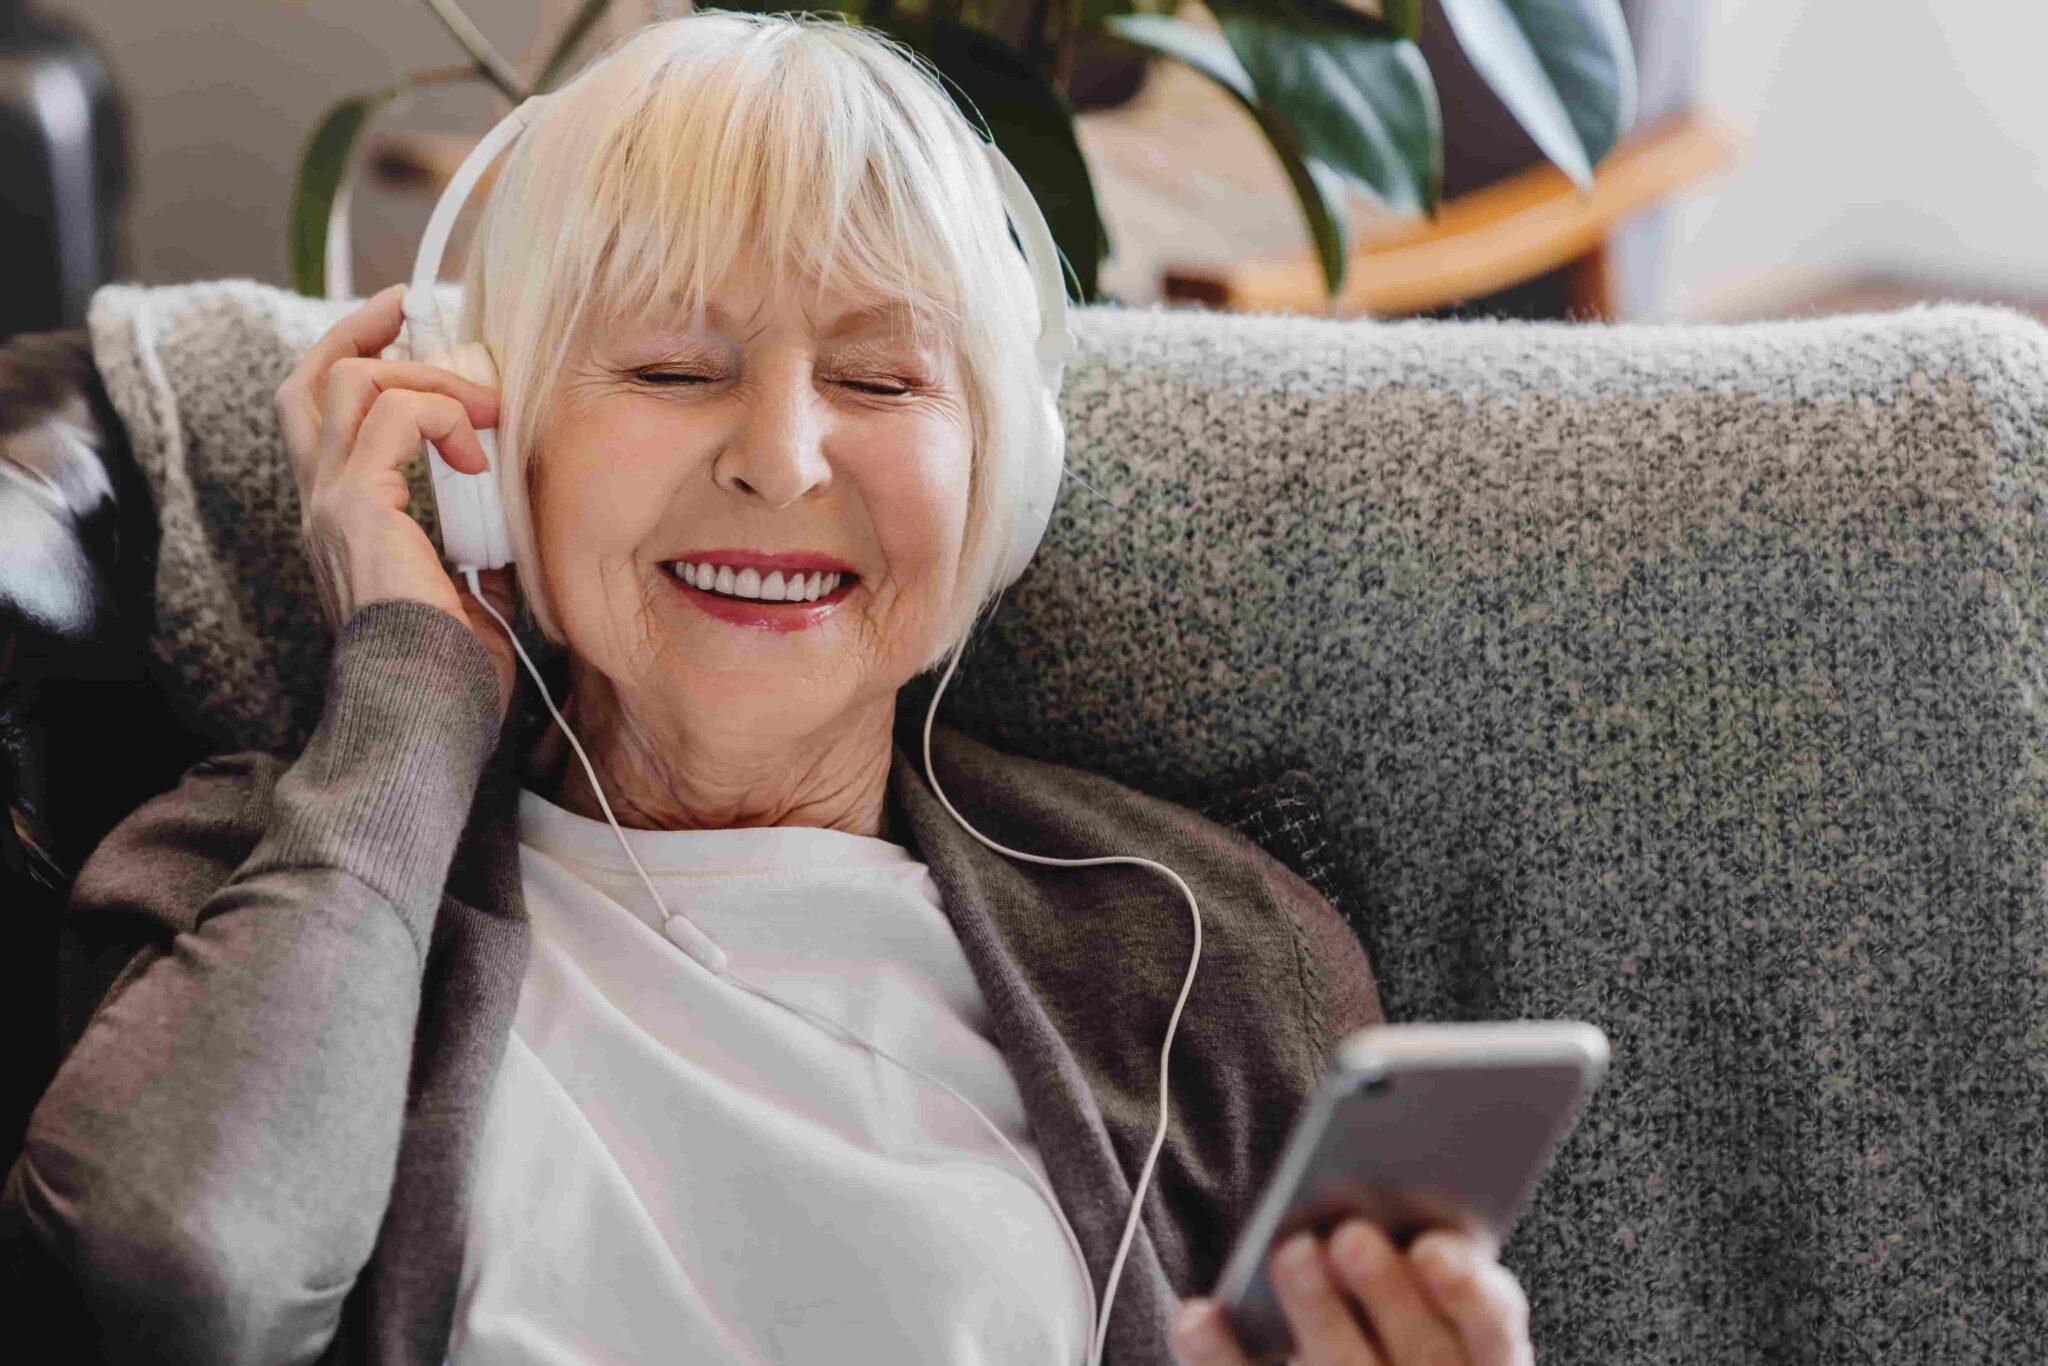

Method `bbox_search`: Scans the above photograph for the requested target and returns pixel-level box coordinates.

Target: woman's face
[530,256,974,745]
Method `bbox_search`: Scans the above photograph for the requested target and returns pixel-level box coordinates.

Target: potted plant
[290,0,1635,306]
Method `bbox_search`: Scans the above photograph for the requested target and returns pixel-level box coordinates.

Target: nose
[711,368,835,510]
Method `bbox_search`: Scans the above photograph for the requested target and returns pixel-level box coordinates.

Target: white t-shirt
[442,786,1096,1365]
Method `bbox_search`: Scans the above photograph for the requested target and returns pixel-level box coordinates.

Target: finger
[1409,1235,1533,1366]
[1166,1297,1257,1366]
[1326,1221,1464,1366]
[314,357,498,491]
[316,356,499,430]
[293,283,410,394]
[1268,1231,1382,1366]
[349,389,492,493]
[276,377,320,492]
[276,283,408,448]
[312,356,499,491]
[286,352,498,514]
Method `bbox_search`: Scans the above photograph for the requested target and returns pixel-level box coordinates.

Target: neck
[519,655,901,843]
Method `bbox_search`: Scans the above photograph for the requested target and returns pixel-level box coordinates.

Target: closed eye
[635,371,912,398]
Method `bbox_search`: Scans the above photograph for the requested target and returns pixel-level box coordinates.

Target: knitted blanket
[86,278,2048,1364]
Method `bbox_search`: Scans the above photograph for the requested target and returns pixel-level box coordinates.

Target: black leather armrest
[0,327,207,1173]
[1,326,174,878]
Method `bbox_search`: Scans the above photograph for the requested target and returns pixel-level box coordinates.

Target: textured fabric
[5,598,1377,1365]
[445,789,1093,1365]
[79,277,2048,1361]
[1198,769,1362,946]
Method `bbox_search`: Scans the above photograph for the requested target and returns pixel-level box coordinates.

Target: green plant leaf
[536,0,615,92]
[1251,0,1401,39]
[1073,0,1145,27]
[1435,0,1637,188]
[287,83,405,297]
[1097,13,1357,297]
[869,15,1108,304]
[1381,0,1423,41]
[1204,0,1442,220]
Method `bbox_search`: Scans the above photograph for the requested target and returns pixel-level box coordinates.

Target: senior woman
[1,12,1534,1366]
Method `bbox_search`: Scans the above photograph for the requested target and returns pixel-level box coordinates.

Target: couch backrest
[84,279,2048,1362]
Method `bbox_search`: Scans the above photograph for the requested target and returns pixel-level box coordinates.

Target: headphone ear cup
[423,340,514,570]
[999,386,1066,590]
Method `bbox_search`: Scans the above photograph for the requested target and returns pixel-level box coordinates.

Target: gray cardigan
[2,599,1384,1366]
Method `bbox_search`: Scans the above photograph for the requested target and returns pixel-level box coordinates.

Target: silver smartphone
[1213,1021,1611,1364]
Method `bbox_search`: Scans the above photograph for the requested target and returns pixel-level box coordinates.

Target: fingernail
[1169,1300,1207,1342]
[1333,1221,1377,1269]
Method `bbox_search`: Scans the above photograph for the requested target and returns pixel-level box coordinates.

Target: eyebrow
[827,301,922,340]
[694,297,925,340]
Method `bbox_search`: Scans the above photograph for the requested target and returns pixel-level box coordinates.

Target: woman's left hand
[1167,1220,1533,1366]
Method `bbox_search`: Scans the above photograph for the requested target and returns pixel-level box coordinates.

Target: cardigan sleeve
[0,600,503,1366]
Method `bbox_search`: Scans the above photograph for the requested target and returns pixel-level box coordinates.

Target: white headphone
[402,91,1208,1366]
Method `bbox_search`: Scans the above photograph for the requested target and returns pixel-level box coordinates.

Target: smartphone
[1212,1020,1610,1364]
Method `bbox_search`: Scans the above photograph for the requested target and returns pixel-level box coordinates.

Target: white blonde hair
[454,7,1062,676]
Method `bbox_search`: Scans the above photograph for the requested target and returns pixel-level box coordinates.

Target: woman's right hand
[273,282,520,716]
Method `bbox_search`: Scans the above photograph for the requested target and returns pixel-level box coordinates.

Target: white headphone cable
[908,589,1206,1366]
[461,567,1203,1366]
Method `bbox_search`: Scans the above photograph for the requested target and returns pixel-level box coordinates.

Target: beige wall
[72,0,552,294]
[1658,0,2048,319]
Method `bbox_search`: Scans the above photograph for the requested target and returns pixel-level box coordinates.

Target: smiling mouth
[663,565,856,602]
[660,562,860,610]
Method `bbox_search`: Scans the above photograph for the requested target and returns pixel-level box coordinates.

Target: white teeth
[672,561,845,602]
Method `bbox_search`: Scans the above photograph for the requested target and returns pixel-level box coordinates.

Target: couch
[4,278,2044,1363]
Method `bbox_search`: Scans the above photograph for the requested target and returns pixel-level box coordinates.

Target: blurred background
[2,0,2038,342]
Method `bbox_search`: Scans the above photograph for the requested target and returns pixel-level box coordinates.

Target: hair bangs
[585,28,967,361]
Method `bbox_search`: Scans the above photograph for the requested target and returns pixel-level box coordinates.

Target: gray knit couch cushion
[86,278,2048,1364]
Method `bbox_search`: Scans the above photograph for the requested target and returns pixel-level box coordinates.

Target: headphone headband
[402,95,553,358]
[403,86,1072,588]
